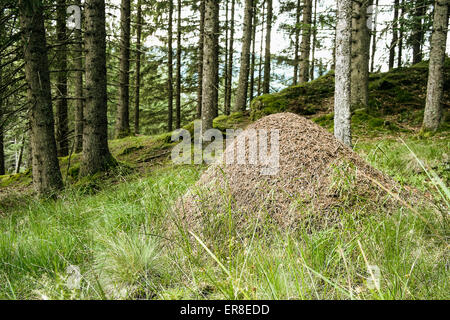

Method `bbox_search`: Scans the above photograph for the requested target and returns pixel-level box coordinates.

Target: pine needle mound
[177,112,405,234]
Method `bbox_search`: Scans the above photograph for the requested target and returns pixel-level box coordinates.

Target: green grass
[0,132,448,300]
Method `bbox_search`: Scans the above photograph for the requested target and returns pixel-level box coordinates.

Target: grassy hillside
[0,62,448,300]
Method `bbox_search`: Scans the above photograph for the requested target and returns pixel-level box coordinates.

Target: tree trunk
[412,0,426,64]
[224,0,229,114]
[299,0,312,84]
[423,0,449,131]
[334,0,352,147]
[225,0,235,115]
[0,11,4,176]
[249,1,257,102]
[212,0,220,117]
[351,0,371,109]
[233,0,253,112]
[293,0,301,85]
[81,0,116,176]
[176,0,182,128]
[263,0,272,93]
[197,0,205,119]
[389,0,399,70]
[134,0,142,135]
[168,0,174,131]
[15,135,25,174]
[310,0,318,80]
[257,1,265,95]
[398,0,405,68]
[202,0,219,132]
[55,0,69,156]
[115,0,131,138]
[74,0,84,153]
[19,0,63,195]
[370,0,379,73]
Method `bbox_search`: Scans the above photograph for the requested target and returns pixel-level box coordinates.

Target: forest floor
[0,63,448,300]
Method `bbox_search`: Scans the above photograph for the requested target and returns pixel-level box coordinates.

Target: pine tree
[299,0,312,84]
[334,0,352,147]
[263,0,272,93]
[201,0,219,132]
[115,0,131,138]
[233,0,253,112]
[74,0,84,153]
[19,0,63,195]
[134,0,142,135]
[423,0,449,131]
[81,0,116,176]
[168,0,174,131]
[55,0,69,156]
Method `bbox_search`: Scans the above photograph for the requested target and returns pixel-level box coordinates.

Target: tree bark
[225,0,235,115]
[134,0,142,135]
[176,0,182,128]
[351,0,371,109]
[299,0,312,84]
[168,0,174,131]
[212,0,220,117]
[310,0,318,80]
[293,0,301,85]
[233,0,253,112]
[398,0,405,68]
[81,0,116,176]
[74,0,84,153]
[115,0,131,138]
[423,0,449,131]
[55,0,69,156]
[249,1,257,102]
[370,0,379,73]
[19,0,63,195]
[389,0,399,70]
[263,0,272,93]
[334,0,352,147]
[257,1,265,95]
[202,0,219,132]
[412,0,426,64]
[197,0,205,118]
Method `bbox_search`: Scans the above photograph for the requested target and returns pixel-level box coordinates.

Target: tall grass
[0,137,448,300]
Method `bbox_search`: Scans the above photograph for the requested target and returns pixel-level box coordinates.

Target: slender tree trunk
[0,10,4,175]
[370,0,379,73]
[115,0,131,138]
[257,1,265,95]
[398,0,405,68]
[74,0,84,153]
[334,0,352,147]
[299,0,312,84]
[293,0,301,85]
[81,0,116,176]
[389,0,399,70]
[19,0,63,195]
[351,0,371,108]
[249,1,257,102]
[224,0,229,114]
[310,0,318,80]
[176,0,182,128]
[134,0,142,135]
[168,0,174,131]
[225,0,235,115]
[412,0,426,64]
[233,0,253,112]
[55,0,69,156]
[197,0,205,118]
[423,0,449,131]
[263,0,272,93]
[15,135,25,174]
[202,0,219,131]
[212,0,220,117]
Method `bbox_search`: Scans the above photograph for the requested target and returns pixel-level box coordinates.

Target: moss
[213,112,246,131]
[0,169,32,188]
